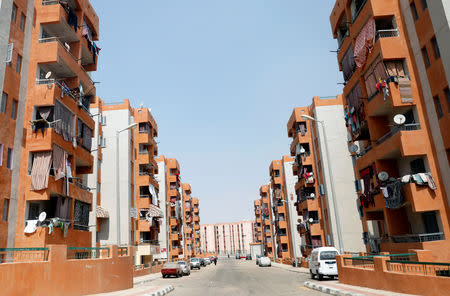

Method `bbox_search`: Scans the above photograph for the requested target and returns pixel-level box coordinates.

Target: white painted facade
[155,159,168,260]
[313,103,365,252]
[97,107,134,246]
[200,221,254,255]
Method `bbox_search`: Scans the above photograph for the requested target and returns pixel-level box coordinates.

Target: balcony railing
[386,260,450,277]
[67,247,110,259]
[375,123,420,145]
[375,29,400,42]
[391,232,445,244]
[0,248,49,263]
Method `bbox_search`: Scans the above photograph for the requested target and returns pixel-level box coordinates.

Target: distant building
[200,221,254,255]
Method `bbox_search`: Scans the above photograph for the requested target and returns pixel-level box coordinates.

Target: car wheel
[162,275,166,278]
[318,273,323,281]
[310,270,315,279]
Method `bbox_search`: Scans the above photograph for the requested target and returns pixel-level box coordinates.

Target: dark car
[245,254,252,260]
[200,258,206,266]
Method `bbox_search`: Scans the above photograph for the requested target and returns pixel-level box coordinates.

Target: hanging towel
[380,187,389,198]
[401,175,411,184]
[425,173,437,190]
[354,18,375,68]
[384,180,404,209]
[52,145,67,181]
[30,151,52,190]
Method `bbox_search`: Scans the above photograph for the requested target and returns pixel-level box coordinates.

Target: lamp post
[301,115,344,253]
[116,123,138,246]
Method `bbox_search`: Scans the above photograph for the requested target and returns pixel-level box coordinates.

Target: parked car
[235,253,240,259]
[204,257,211,265]
[309,247,340,280]
[161,262,183,278]
[190,257,201,270]
[258,256,271,267]
[200,258,206,266]
[245,254,252,260]
[177,261,190,276]
[256,255,261,265]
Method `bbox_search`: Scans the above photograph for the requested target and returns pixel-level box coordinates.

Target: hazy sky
[91,0,343,224]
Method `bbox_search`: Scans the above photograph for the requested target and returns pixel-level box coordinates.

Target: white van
[309,247,339,280]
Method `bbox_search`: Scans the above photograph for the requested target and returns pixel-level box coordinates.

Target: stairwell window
[7,148,13,169]
[1,93,7,113]
[445,88,450,113]
[2,199,9,221]
[411,2,418,20]
[422,47,430,68]
[11,4,17,23]
[19,13,25,31]
[11,100,17,120]
[421,0,427,10]
[434,96,444,119]
[431,37,440,59]
[16,54,22,74]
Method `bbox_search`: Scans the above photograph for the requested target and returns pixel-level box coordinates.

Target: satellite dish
[45,71,52,79]
[349,144,359,153]
[38,212,47,222]
[378,171,389,182]
[308,218,313,223]
[64,42,70,51]
[393,114,406,125]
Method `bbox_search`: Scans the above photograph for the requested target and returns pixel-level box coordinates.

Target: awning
[148,204,163,218]
[96,206,109,218]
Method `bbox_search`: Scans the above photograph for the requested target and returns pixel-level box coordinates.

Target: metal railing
[67,247,110,259]
[391,232,445,243]
[376,123,421,145]
[118,247,128,256]
[386,260,450,277]
[0,248,49,263]
[344,257,374,269]
[375,29,400,42]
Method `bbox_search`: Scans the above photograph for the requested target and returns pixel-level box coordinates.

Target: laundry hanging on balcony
[96,206,109,218]
[148,204,164,218]
[30,151,52,191]
[354,18,375,68]
[52,145,67,181]
[149,184,158,205]
[381,179,404,209]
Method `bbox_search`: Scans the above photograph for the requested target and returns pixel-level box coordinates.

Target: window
[16,54,22,73]
[422,211,439,234]
[11,100,17,120]
[421,0,427,10]
[28,203,40,220]
[1,93,7,113]
[2,199,9,222]
[11,4,17,23]
[431,37,440,59]
[422,47,430,68]
[445,88,450,113]
[7,148,13,169]
[434,96,443,118]
[410,158,426,174]
[19,13,25,31]
[0,144,3,165]
[411,2,418,20]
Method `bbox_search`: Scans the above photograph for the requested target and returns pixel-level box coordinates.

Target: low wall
[133,262,164,277]
[0,245,133,296]
[336,250,450,296]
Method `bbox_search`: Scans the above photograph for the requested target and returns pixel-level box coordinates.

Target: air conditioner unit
[5,43,13,63]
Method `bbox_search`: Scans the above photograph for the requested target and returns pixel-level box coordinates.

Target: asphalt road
[150,258,324,296]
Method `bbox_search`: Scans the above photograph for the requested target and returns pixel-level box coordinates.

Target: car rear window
[320,251,338,260]
[191,258,199,262]
[163,263,178,268]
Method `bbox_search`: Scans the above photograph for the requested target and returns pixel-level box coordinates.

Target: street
[149,258,324,296]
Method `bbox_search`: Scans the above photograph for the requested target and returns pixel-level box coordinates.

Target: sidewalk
[271,261,309,274]
[88,273,174,296]
[304,281,418,296]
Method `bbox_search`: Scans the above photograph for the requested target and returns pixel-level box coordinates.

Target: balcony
[309,222,322,236]
[39,2,79,43]
[277,220,288,230]
[367,80,414,117]
[375,123,426,159]
[169,218,178,226]
[169,233,179,241]
[391,233,445,244]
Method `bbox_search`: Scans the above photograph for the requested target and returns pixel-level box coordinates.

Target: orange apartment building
[192,197,201,256]
[269,158,294,262]
[0,0,32,248]
[156,156,183,262]
[253,199,262,244]
[259,184,275,259]
[182,183,194,259]
[330,0,450,260]
[7,0,101,249]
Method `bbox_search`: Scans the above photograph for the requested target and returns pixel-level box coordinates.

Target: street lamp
[301,114,344,253]
[116,123,138,246]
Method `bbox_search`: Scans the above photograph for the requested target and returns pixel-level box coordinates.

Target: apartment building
[330,0,450,260]
[182,183,194,259]
[269,157,301,262]
[287,96,365,257]
[0,0,33,248]
[192,197,201,256]
[200,221,254,256]
[156,156,183,261]
[253,199,263,244]
[10,0,100,249]
[259,184,275,259]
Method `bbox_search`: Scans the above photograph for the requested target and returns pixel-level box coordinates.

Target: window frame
[19,13,25,31]
[411,2,419,21]
[7,148,13,170]
[431,37,440,59]
[2,199,9,222]
[16,54,22,74]
[421,0,427,10]
[1,92,7,113]
[434,96,444,119]
[422,46,431,68]
[444,88,450,113]
[11,99,17,120]
[11,3,17,23]
[0,144,3,166]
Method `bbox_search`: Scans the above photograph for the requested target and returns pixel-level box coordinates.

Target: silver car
[204,257,211,265]
[177,261,191,276]
[190,257,201,270]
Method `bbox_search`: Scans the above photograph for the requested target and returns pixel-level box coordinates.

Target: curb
[271,264,309,274]
[145,285,174,296]
[304,281,365,296]
[134,275,161,286]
